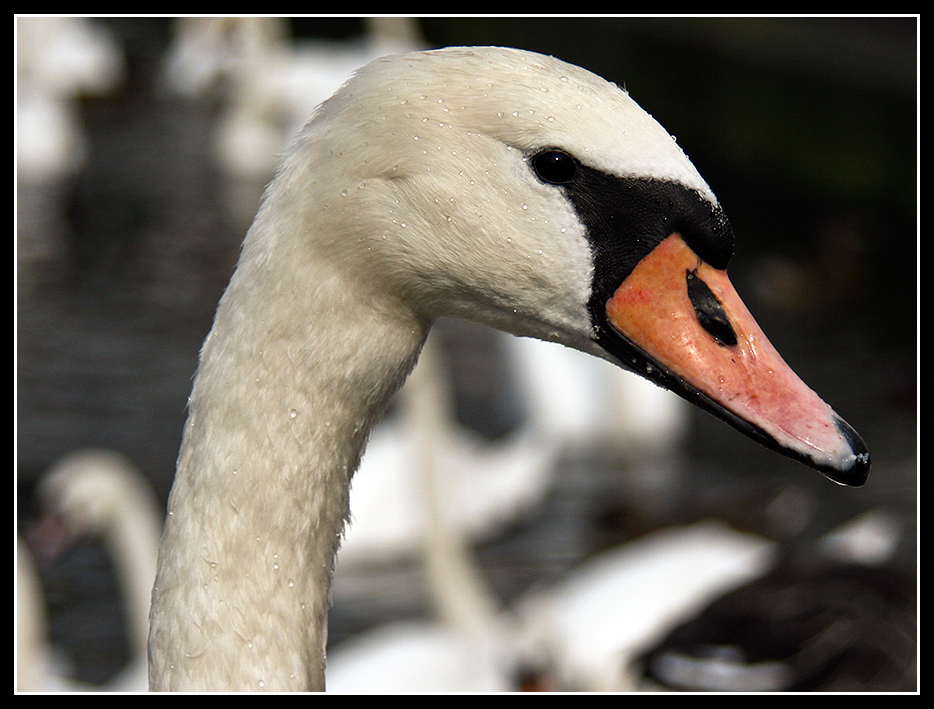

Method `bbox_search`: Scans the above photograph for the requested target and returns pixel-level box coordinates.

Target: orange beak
[601,233,869,486]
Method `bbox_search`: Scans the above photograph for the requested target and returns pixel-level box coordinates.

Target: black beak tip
[823,416,871,487]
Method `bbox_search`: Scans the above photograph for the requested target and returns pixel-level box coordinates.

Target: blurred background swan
[327,335,521,692]
[19,449,161,691]
[330,335,680,693]
[636,509,915,692]
[16,17,916,692]
[161,16,425,183]
[16,16,124,184]
[335,329,688,570]
[514,507,913,692]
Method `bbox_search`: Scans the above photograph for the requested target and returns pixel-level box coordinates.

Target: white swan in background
[502,333,690,510]
[25,449,162,692]
[504,334,688,462]
[339,320,690,572]
[329,333,687,692]
[335,330,557,569]
[147,46,869,691]
[334,415,555,568]
[16,536,100,692]
[162,17,424,181]
[17,537,50,692]
[637,509,913,692]
[337,328,686,570]
[512,509,909,692]
[16,16,124,183]
[327,335,519,692]
[514,521,777,691]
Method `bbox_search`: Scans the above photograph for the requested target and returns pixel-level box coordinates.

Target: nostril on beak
[686,268,738,347]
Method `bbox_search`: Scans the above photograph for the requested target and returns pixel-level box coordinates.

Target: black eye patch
[686,269,737,346]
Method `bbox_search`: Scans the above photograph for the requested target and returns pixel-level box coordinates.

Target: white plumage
[145,46,867,691]
[19,449,161,692]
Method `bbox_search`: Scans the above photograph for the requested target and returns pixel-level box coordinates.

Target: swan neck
[108,498,161,657]
[148,242,427,690]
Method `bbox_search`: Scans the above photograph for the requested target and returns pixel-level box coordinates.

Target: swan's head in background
[28,449,158,561]
[256,46,868,485]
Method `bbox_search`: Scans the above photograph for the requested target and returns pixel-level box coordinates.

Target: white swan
[637,509,913,691]
[514,520,777,691]
[24,449,163,691]
[147,46,869,692]
[335,330,558,569]
[162,17,424,182]
[17,537,49,692]
[326,335,518,692]
[514,510,908,692]
[16,16,124,183]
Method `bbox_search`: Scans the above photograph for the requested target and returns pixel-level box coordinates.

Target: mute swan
[148,46,869,692]
[335,330,557,569]
[17,538,48,692]
[515,520,777,691]
[327,335,518,692]
[16,16,124,182]
[638,510,914,691]
[162,17,424,181]
[515,510,909,692]
[27,449,162,691]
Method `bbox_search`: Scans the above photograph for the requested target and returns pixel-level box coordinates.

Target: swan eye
[531,150,577,184]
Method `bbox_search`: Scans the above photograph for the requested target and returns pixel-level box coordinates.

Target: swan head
[253,47,869,485]
[29,449,150,561]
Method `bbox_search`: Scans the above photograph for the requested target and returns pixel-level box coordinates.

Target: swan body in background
[16,16,124,183]
[637,509,914,692]
[327,335,519,692]
[148,46,869,691]
[162,17,424,181]
[335,330,557,569]
[339,320,687,569]
[503,333,690,510]
[17,537,49,692]
[513,509,910,692]
[514,521,777,691]
[337,327,688,569]
[335,411,555,567]
[326,620,515,693]
[21,449,163,692]
[504,333,689,461]
[17,536,121,692]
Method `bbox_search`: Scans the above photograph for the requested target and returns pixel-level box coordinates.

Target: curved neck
[148,234,427,691]
[108,495,162,658]
[403,338,503,637]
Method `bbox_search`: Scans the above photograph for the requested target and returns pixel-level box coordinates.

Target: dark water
[17,17,916,690]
